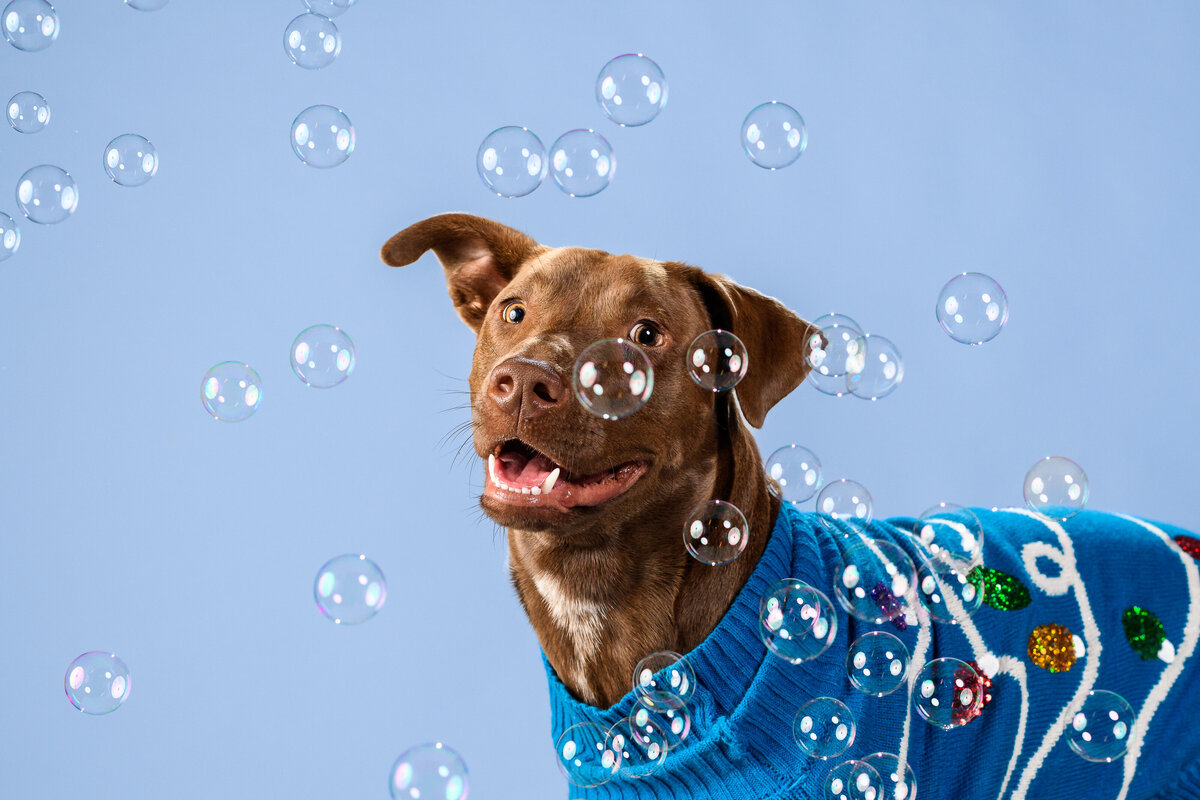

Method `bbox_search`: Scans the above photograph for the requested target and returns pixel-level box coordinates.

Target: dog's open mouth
[484,439,649,510]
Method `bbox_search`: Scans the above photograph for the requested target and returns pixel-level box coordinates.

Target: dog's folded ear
[688,270,818,429]
[381,213,543,332]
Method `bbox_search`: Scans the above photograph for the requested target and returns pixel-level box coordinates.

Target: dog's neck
[506,404,778,707]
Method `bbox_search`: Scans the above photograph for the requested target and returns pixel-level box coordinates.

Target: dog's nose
[488,358,564,419]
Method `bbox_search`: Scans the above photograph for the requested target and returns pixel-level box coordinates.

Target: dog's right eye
[630,321,664,348]
[502,302,526,323]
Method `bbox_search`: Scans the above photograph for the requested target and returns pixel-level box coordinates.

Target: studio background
[1,1,1197,796]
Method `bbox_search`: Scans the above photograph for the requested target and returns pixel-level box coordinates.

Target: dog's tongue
[498,449,557,488]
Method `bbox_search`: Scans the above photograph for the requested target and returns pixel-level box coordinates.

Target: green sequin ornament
[967,566,1032,611]
[1122,606,1166,661]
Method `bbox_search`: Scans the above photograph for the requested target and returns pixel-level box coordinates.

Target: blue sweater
[545,504,1200,799]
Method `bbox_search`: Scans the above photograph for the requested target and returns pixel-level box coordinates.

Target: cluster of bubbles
[200,323,356,422]
[805,312,904,401]
[556,650,695,786]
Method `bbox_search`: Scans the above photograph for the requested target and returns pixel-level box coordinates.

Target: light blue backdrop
[2,1,1198,796]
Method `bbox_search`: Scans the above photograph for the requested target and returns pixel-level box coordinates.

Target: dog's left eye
[502,302,526,324]
[630,322,664,348]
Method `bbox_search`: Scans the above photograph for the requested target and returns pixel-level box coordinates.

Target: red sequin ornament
[1176,536,1200,562]
[951,661,993,725]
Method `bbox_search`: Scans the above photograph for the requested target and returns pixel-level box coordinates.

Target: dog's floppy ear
[380,213,542,332]
[688,269,818,429]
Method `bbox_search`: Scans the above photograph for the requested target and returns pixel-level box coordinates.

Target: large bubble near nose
[573,338,653,419]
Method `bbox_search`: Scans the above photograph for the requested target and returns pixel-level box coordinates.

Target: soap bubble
[64,652,131,715]
[835,540,917,626]
[549,129,615,197]
[314,554,386,624]
[1066,690,1135,763]
[1023,456,1089,521]
[861,753,916,800]
[556,721,620,787]
[2,0,59,51]
[759,578,838,663]
[766,444,823,505]
[741,101,807,169]
[596,53,668,127]
[305,0,354,18]
[810,368,853,398]
[847,334,903,401]
[915,558,982,624]
[816,478,873,535]
[683,499,749,566]
[794,697,856,759]
[291,105,355,168]
[632,703,690,750]
[201,362,262,422]
[284,12,340,69]
[913,657,983,729]
[389,742,468,800]
[936,272,1008,345]
[912,503,984,567]
[125,0,167,9]
[6,90,49,133]
[291,324,355,388]
[846,631,910,696]
[686,329,748,391]
[825,759,883,800]
[16,164,77,224]
[573,338,653,419]
[476,126,547,198]
[0,212,19,260]
[806,313,866,379]
[633,650,694,710]
[104,134,158,187]
[606,719,666,779]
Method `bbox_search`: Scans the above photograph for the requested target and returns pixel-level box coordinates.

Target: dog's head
[381,213,816,543]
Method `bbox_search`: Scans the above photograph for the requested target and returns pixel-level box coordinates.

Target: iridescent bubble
[291,105,355,168]
[284,12,340,70]
[314,554,386,625]
[936,272,1008,345]
[794,697,856,759]
[305,0,354,18]
[291,324,355,388]
[596,53,668,127]
[607,719,666,779]
[861,753,916,800]
[549,129,615,197]
[759,578,838,663]
[476,126,547,198]
[104,134,158,187]
[556,721,620,787]
[125,0,168,9]
[847,334,903,401]
[1023,456,1089,521]
[912,503,984,567]
[2,0,59,52]
[835,540,917,626]
[915,558,982,624]
[633,650,695,711]
[912,658,983,730]
[766,444,823,505]
[389,742,468,800]
[6,90,49,133]
[683,499,749,566]
[64,651,131,715]
[573,338,653,420]
[686,329,748,391]
[16,164,77,224]
[1066,690,1135,763]
[810,368,853,398]
[846,632,910,696]
[631,702,690,751]
[201,362,262,422]
[805,313,866,379]
[825,759,883,800]
[0,212,19,261]
[816,478,873,535]
[741,101,807,170]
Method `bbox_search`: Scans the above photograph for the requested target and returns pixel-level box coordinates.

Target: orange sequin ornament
[1028,623,1077,673]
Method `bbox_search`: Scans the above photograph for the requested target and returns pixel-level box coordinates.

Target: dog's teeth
[531,486,541,496]
[488,453,496,483]
[521,487,531,495]
[543,467,561,493]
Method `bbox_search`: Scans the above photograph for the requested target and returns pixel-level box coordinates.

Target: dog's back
[547,506,1200,799]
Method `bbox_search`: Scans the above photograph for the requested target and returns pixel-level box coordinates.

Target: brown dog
[381,213,816,707]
